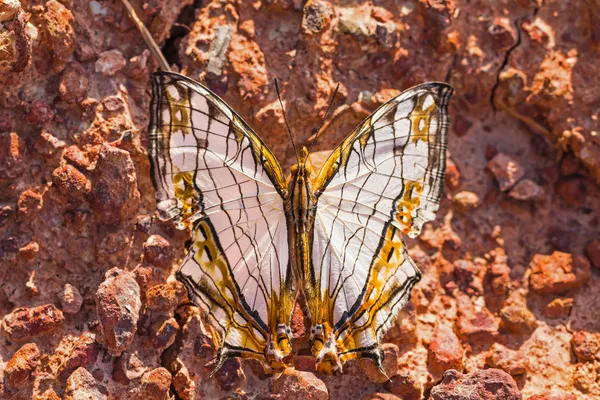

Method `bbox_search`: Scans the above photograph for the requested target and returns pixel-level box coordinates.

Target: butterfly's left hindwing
[148,72,295,372]
[308,83,453,372]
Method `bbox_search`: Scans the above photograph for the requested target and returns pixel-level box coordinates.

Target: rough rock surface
[64,367,108,400]
[428,323,465,378]
[1,304,65,342]
[384,372,422,400]
[529,252,591,294]
[571,330,600,363]
[360,343,400,383]
[129,367,173,400]
[273,369,329,400]
[485,342,527,376]
[430,369,522,400]
[0,0,599,398]
[89,144,140,225]
[95,268,141,356]
[4,342,40,390]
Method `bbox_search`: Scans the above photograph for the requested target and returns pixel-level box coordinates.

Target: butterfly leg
[264,323,293,371]
[310,323,343,374]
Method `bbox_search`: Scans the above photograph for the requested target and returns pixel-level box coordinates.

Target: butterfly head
[290,146,313,178]
[299,146,309,163]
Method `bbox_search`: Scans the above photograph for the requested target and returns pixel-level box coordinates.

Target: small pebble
[64,367,108,400]
[508,179,544,201]
[302,0,334,35]
[145,281,187,313]
[453,191,480,212]
[2,304,64,342]
[585,239,600,269]
[143,234,173,269]
[89,144,140,225]
[60,283,84,314]
[138,368,172,400]
[95,49,126,76]
[544,297,573,319]
[487,153,525,191]
[59,62,89,103]
[499,304,538,334]
[95,268,141,356]
[529,251,591,294]
[0,132,24,179]
[428,324,464,377]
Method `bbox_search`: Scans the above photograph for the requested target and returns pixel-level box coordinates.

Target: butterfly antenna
[275,79,299,162]
[121,0,171,72]
[307,83,340,155]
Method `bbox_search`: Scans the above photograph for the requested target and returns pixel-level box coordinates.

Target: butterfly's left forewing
[308,83,453,372]
[149,72,295,372]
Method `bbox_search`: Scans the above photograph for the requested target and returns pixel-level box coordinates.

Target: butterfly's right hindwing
[149,72,295,372]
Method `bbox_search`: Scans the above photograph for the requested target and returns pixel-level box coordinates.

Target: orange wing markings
[172,171,202,224]
[409,93,437,144]
[334,224,408,354]
[395,180,424,234]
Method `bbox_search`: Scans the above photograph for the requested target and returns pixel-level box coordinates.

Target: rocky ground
[1,0,599,399]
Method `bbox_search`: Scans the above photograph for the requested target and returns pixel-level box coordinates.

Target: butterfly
[148,71,452,374]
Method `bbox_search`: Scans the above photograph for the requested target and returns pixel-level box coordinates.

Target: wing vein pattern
[308,82,452,368]
[148,72,294,370]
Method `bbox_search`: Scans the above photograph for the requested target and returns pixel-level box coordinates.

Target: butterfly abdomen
[287,153,317,291]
